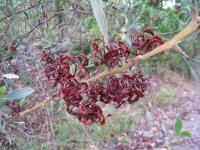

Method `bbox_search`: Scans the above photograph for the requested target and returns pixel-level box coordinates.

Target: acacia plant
[3,0,200,125]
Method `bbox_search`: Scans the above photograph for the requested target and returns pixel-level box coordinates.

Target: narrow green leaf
[5,87,34,101]
[0,87,6,96]
[70,64,76,75]
[175,117,182,135]
[180,131,192,137]
[0,113,2,128]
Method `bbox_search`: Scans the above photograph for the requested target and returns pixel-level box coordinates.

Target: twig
[173,43,190,60]
[4,96,52,121]
[25,15,58,37]
[0,0,42,22]
[19,8,90,39]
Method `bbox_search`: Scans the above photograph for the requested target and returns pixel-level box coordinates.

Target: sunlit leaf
[0,113,2,128]
[0,87,6,96]
[181,131,192,137]
[175,117,182,135]
[70,64,76,75]
[90,0,109,43]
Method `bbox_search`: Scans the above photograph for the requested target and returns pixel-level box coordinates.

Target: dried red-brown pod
[41,28,162,125]
[131,28,163,55]
[77,100,105,125]
[91,39,131,69]
[41,51,149,125]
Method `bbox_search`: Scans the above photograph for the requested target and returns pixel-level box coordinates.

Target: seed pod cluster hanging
[41,29,163,125]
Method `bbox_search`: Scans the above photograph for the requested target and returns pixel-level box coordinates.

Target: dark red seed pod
[90,39,131,69]
[77,100,105,125]
[41,48,149,125]
[41,29,161,125]
[104,41,131,68]
[131,28,163,55]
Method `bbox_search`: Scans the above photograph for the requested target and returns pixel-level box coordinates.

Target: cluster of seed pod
[42,29,163,125]
[131,28,163,55]
[91,39,131,69]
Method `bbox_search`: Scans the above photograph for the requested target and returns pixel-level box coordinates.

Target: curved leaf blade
[181,131,192,137]
[175,117,182,135]
[5,87,34,101]
[0,113,2,127]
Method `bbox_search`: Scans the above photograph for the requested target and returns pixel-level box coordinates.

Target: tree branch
[173,43,190,60]
[0,0,42,22]
[85,6,200,83]
[4,96,52,121]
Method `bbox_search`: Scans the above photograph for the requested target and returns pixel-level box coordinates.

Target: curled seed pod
[87,82,104,102]
[106,76,125,107]
[61,80,87,115]
[104,41,130,68]
[41,49,149,125]
[41,28,160,125]
[87,72,149,109]
[41,52,90,82]
[77,100,105,125]
[91,39,131,69]
[131,28,163,55]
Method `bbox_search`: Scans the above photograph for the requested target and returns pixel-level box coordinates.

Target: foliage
[175,117,192,137]
[0,87,6,96]
[5,87,34,101]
